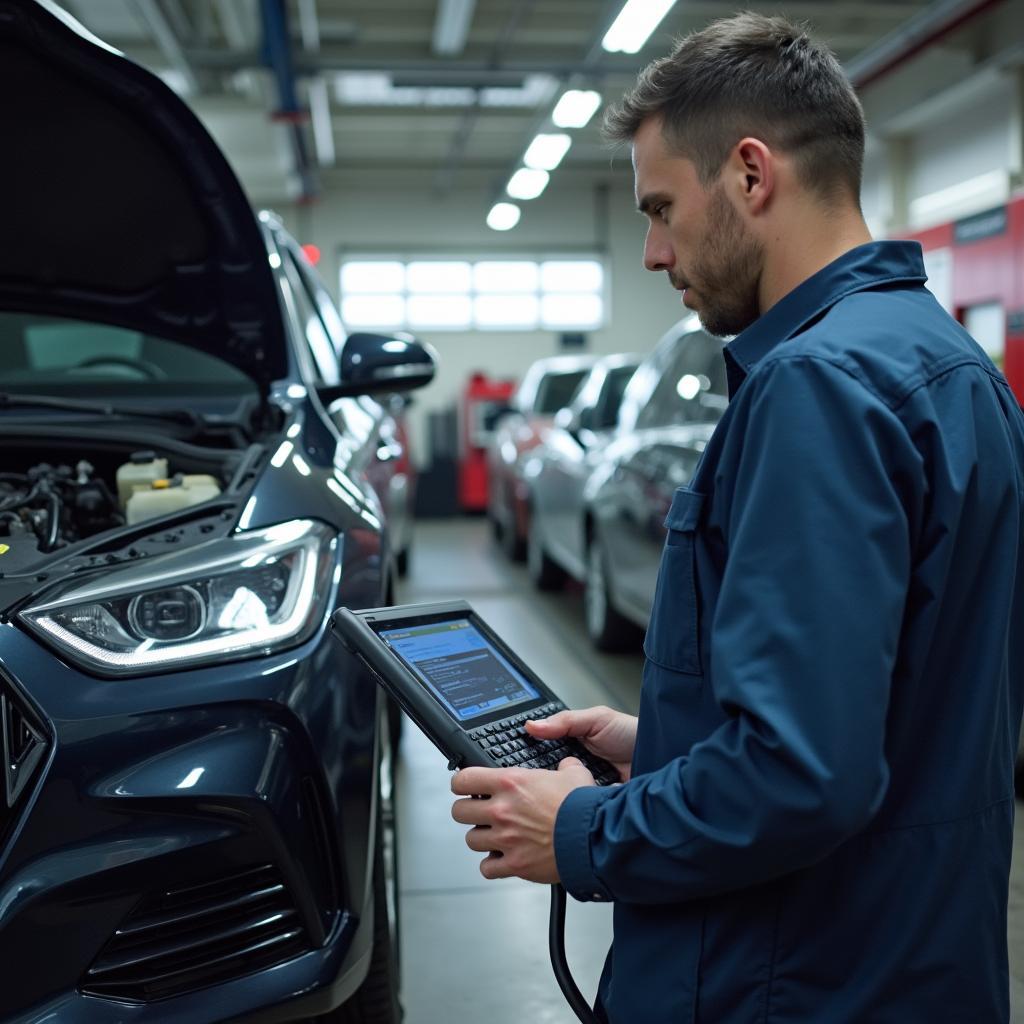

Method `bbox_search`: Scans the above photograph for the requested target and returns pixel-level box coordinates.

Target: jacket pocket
[643,487,705,676]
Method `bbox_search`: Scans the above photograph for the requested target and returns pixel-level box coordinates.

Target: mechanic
[451,12,1024,1023]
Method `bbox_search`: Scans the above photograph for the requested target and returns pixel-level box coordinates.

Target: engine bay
[0,433,247,563]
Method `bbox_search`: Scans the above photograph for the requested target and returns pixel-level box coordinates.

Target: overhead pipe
[259,0,317,202]
[847,0,1007,91]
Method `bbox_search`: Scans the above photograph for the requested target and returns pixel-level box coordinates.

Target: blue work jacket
[555,241,1024,1023]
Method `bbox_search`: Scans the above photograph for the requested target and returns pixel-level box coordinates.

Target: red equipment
[459,372,516,512]
[901,193,1024,405]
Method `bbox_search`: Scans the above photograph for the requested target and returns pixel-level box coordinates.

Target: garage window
[340,257,605,332]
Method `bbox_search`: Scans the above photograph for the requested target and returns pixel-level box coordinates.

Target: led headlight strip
[20,520,338,677]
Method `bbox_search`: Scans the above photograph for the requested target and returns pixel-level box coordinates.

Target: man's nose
[643,227,673,273]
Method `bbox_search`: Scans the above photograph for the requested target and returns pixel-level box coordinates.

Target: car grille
[82,863,313,1002]
[0,671,48,844]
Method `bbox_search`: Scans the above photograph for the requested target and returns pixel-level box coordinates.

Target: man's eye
[655,204,670,222]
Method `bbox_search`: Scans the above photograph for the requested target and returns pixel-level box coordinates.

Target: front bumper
[0,614,381,1023]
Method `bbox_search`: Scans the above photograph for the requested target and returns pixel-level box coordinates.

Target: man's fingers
[465,826,499,853]
[557,756,596,784]
[480,851,513,880]
[451,797,492,826]
[525,710,576,737]
[451,767,501,796]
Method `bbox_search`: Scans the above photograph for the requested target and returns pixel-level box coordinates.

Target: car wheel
[316,716,402,1023]
[500,506,527,562]
[527,514,566,591]
[396,545,410,578]
[584,540,641,651]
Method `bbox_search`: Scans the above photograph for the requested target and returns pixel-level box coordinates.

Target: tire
[584,539,642,651]
[500,505,526,561]
[527,513,566,591]
[316,717,402,1023]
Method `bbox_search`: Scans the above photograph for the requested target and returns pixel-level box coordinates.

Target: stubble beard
[688,185,763,338]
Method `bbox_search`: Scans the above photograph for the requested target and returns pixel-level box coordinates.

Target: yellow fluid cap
[152,479,171,489]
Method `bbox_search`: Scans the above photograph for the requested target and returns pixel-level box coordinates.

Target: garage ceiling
[63,0,943,203]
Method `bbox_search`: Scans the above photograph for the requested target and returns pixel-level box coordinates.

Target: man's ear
[729,137,774,215]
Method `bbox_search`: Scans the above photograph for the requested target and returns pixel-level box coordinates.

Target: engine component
[125,475,222,525]
[115,451,169,508]
[0,462,123,552]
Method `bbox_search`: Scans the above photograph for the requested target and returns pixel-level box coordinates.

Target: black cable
[549,883,599,1024]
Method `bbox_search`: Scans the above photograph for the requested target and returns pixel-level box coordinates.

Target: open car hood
[0,1,289,388]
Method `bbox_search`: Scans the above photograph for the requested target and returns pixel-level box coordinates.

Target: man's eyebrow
[637,193,669,214]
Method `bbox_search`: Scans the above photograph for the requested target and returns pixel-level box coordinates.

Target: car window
[594,364,638,429]
[534,369,588,415]
[0,311,257,397]
[635,332,727,430]
[281,249,339,386]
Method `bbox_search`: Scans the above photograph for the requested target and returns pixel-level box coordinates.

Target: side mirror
[318,332,437,403]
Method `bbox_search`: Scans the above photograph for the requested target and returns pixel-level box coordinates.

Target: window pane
[341,261,405,294]
[341,294,405,329]
[473,261,539,293]
[407,261,472,294]
[474,294,540,329]
[541,260,603,292]
[541,293,603,329]
[407,294,472,329]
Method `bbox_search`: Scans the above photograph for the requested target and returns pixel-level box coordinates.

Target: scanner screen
[380,618,539,722]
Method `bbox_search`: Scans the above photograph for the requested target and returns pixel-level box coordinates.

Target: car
[523,353,641,590]
[0,4,435,1022]
[487,354,596,560]
[577,319,727,649]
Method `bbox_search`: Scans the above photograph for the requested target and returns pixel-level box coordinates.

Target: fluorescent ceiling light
[487,203,521,231]
[524,134,571,171]
[507,168,549,200]
[433,0,476,56]
[602,0,677,54]
[552,90,602,128]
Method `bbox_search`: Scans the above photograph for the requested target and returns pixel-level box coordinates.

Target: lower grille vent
[82,863,312,1002]
[0,673,48,843]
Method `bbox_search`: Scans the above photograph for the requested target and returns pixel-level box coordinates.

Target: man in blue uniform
[451,12,1024,1021]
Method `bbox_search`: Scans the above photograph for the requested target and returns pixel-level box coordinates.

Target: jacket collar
[724,240,927,397]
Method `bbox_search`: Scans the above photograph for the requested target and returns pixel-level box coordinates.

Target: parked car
[563,319,727,650]
[524,353,641,589]
[0,5,434,1022]
[487,354,596,559]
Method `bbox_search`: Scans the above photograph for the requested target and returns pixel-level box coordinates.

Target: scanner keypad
[467,702,620,786]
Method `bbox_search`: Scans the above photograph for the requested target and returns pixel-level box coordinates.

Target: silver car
[487,354,596,559]
[524,353,641,589]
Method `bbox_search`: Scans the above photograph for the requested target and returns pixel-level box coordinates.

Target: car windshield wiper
[0,392,203,430]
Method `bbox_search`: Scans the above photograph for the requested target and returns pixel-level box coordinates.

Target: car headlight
[20,520,337,676]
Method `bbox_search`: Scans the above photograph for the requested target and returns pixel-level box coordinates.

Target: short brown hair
[604,11,866,204]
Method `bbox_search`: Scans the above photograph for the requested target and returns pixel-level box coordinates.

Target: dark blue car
[0,3,435,1020]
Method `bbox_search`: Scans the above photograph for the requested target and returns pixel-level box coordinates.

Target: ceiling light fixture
[433,0,476,56]
[506,168,550,200]
[523,133,572,171]
[602,0,677,54]
[552,90,603,128]
[487,202,522,231]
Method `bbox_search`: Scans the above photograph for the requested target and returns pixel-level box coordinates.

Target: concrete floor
[395,518,1024,1023]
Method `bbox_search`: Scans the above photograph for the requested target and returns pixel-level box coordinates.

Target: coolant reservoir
[126,475,222,525]
[116,452,169,508]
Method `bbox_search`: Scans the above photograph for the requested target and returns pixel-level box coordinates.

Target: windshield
[0,312,258,401]
[534,369,588,415]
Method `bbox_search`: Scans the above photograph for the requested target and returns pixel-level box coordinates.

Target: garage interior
[6,0,1024,1021]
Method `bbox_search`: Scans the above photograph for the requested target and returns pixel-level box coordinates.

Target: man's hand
[451,758,595,883]
[526,705,638,782]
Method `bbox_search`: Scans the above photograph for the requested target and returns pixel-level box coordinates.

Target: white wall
[277,173,687,461]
